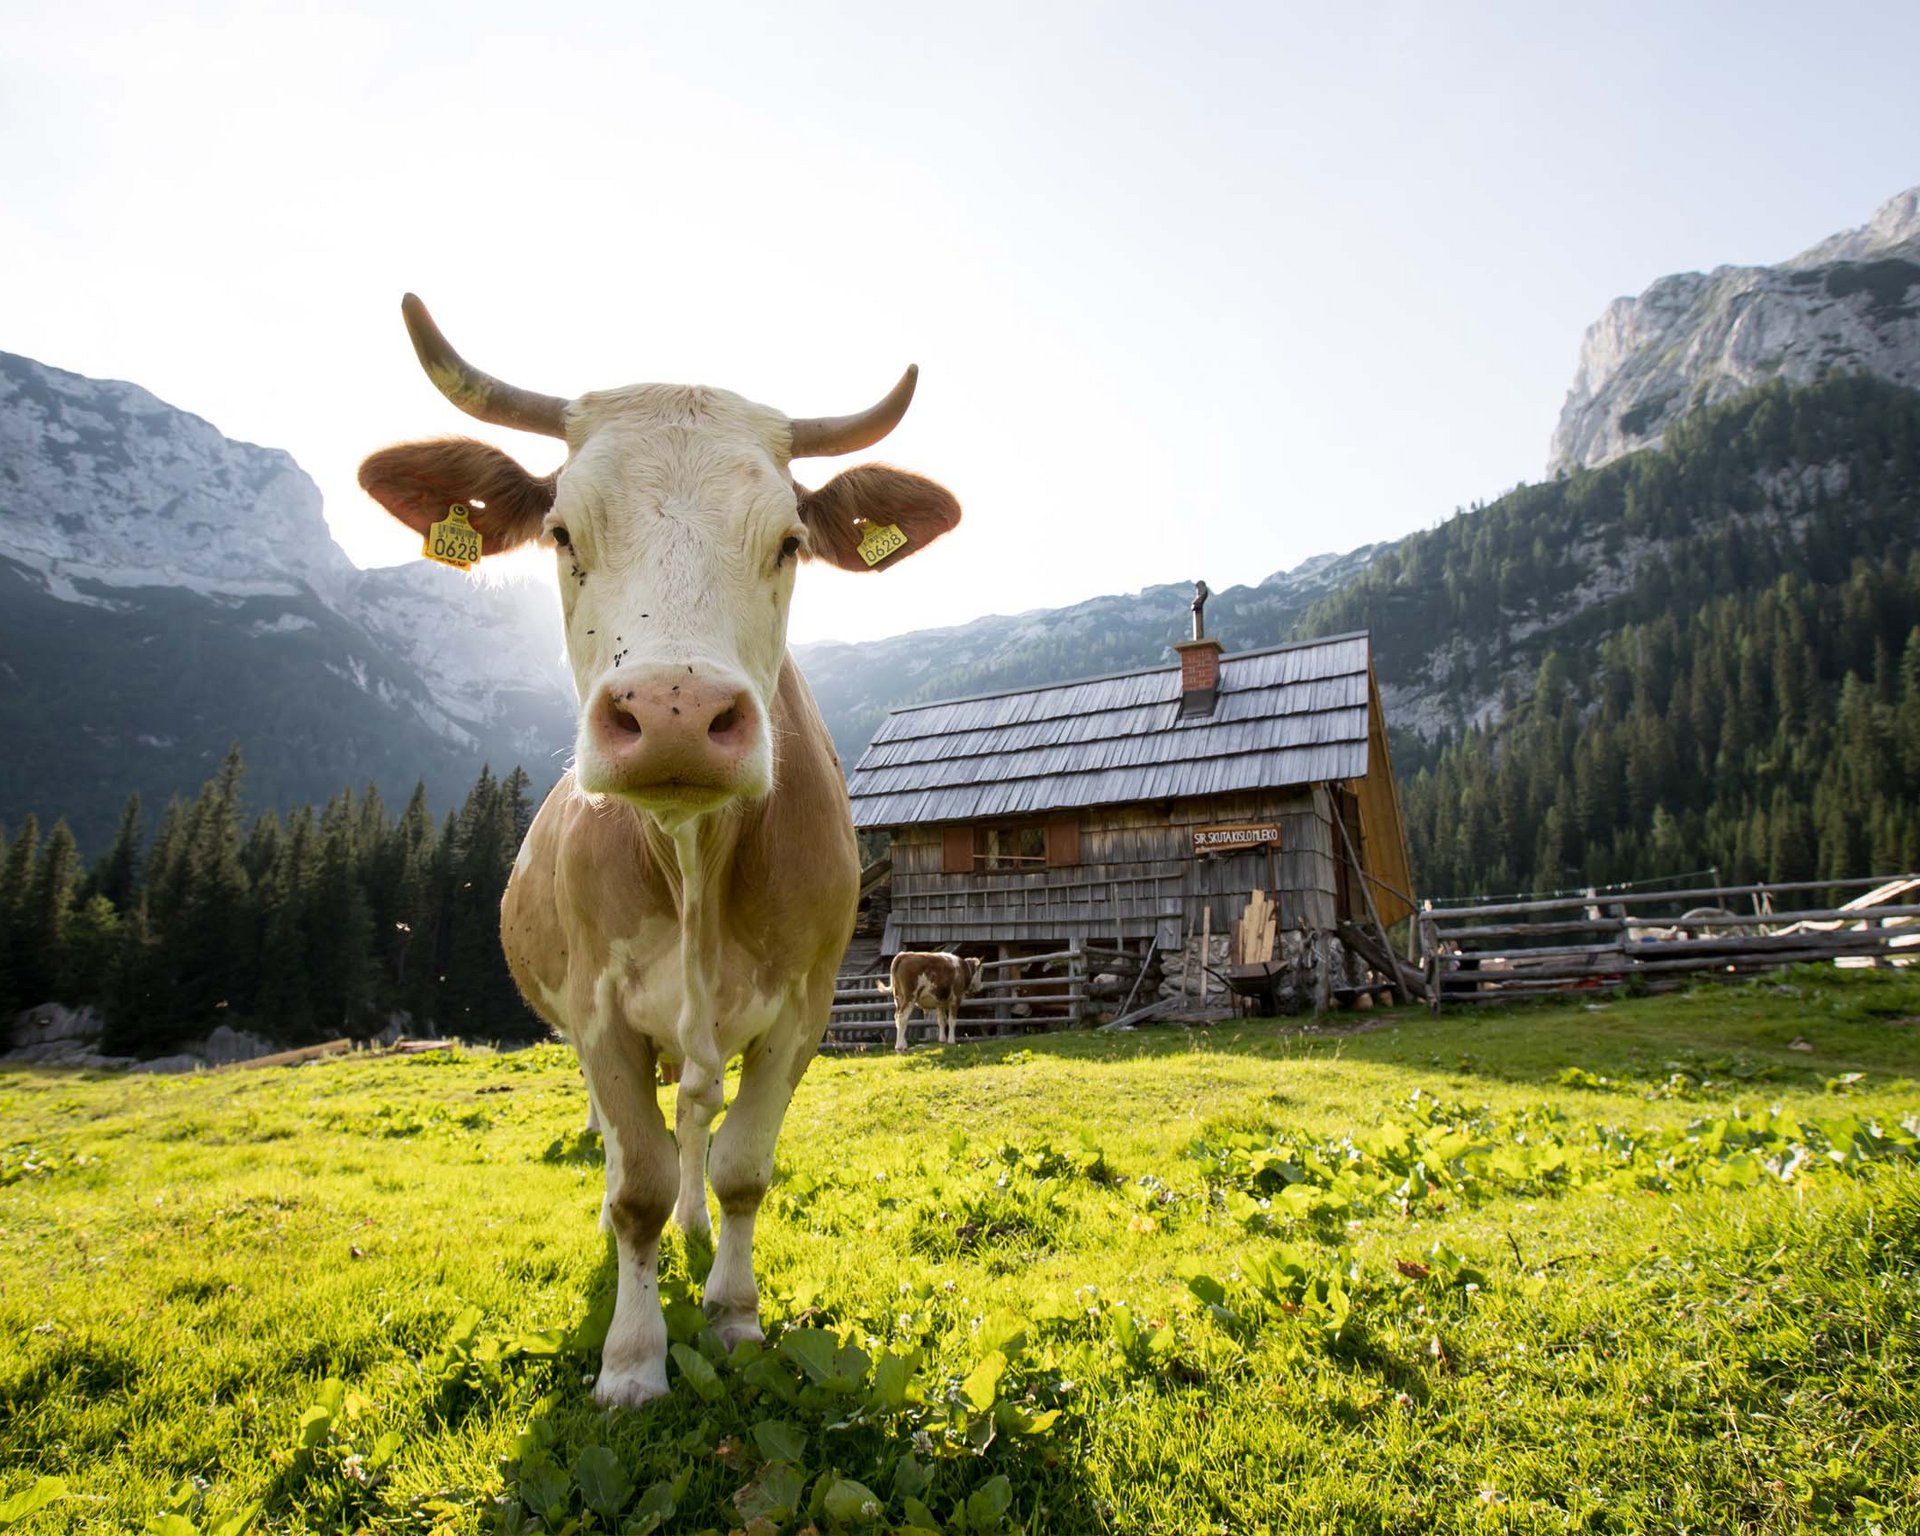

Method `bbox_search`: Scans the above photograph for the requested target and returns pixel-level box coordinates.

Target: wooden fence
[825,942,1164,1047]
[1418,873,1920,1010]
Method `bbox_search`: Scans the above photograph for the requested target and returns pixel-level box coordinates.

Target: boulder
[10,1002,104,1052]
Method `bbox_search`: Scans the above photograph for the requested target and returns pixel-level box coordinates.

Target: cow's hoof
[709,1309,764,1351]
[594,1361,670,1408]
[894,1044,908,1054]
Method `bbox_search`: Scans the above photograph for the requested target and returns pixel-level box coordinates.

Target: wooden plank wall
[888,787,1337,947]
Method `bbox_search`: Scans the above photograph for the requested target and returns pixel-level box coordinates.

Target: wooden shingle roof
[845,632,1376,828]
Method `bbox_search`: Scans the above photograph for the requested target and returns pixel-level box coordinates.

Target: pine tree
[88,794,143,911]
[255,807,318,1039]
[306,794,373,1037]
[19,822,80,1007]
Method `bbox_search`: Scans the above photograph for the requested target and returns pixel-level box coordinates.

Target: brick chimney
[1174,580,1222,717]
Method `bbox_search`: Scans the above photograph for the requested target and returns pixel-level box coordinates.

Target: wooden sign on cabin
[1191,822,1282,854]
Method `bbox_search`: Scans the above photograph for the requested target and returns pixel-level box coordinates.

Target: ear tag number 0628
[856,521,908,567]
[424,504,483,570]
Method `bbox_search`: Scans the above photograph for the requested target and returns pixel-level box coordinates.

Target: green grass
[3,969,1919,1535]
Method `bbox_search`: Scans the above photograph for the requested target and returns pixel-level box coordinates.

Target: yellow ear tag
[856,521,908,567]
[424,504,483,570]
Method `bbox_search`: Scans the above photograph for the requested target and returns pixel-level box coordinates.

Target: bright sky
[4,1,1917,645]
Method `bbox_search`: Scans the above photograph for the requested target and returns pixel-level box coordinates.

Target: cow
[888,952,984,1051]
[357,295,960,1407]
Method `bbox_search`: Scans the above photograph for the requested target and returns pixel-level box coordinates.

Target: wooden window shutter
[941,825,973,874]
[1045,815,1081,867]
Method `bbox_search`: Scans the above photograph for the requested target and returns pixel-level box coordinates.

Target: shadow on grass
[858,965,1920,1093]
[496,1236,1108,1535]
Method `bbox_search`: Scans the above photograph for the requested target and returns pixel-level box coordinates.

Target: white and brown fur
[360,372,958,1407]
[889,952,984,1051]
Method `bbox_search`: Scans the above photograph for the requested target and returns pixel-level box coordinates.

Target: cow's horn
[787,365,919,458]
[400,294,569,439]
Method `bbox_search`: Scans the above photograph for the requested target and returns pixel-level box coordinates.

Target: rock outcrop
[0,351,573,847]
[1548,187,1920,474]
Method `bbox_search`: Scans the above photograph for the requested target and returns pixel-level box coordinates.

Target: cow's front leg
[704,1029,806,1348]
[672,1063,723,1240]
[893,999,912,1053]
[587,1030,678,1407]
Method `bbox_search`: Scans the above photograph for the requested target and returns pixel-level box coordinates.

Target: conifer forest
[0,751,540,1050]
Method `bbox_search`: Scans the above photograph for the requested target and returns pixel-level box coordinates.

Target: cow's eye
[550,526,572,548]
[778,534,801,565]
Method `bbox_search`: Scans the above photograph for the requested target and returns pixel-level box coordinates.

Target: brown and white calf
[357,295,959,1406]
[888,952,983,1050]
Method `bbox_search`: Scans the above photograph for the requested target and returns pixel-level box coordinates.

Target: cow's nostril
[606,699,643,736]
[708,706,739,739]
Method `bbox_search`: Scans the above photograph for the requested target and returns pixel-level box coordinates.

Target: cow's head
[359,296,959,819]
[963,956,984,994]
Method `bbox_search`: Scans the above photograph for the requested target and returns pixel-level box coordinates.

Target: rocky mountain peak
[1547,186,1920,475]
[0,351,355,607]
[1783,185,1920,268]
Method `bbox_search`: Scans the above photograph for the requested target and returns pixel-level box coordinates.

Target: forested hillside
[1299,374,1920,896]
[0,751,542,1051]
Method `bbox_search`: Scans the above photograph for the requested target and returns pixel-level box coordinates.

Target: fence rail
[825,945,1108,1046]
[1418,873,1920,1010]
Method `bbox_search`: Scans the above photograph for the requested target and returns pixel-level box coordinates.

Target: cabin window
[975,823,1047,869]
[939,817,1081,873]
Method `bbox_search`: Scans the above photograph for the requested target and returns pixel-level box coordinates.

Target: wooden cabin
[838,623,1417,1028]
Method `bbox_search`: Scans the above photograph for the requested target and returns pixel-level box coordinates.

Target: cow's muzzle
[583,666,765,808]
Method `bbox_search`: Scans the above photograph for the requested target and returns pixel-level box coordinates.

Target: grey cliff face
[1548,187,1920,475]
[0,348,574,846]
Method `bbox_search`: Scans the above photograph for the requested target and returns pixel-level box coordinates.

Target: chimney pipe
[1174,580,1223,718]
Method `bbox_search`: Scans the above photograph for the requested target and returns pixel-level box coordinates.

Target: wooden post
[1333,810,1407,1002]
[1200,905,1212,1010]
[1420,903,1441,1017]
[1118,938,1155,1019]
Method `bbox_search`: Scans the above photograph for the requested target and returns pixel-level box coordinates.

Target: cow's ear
[358,437,555,557]
[796,464,960,573]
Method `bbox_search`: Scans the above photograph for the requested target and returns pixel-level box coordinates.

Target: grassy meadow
[3,971,1919,1535]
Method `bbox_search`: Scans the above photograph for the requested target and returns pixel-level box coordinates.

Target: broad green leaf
[733,1461,804,1523]
[141,1518,197,1536]
[569,1289,616,1353]
[513,1327,569,1357]
[823,1477,884,1526]
[367,1430,404,1471]
[977,1311,1028,1358]
[443,1305,484,1355]
[662,1298,707,1345]
[621,1468,688,1536]
[869,1349,911,1412]
[207,1503,263,1536]
[296,1405,333,1449]
[966,1474,1014,1529]
[517,1448,572,1522]
[741,1353,800,1404]
[779,1328,840,1383]
[574,1445,633,1520]
[892,1451,931,1503]
[961,1350,1007,1411]
[903,1494,941,1531]
[750,1418,806,1464]
[159,1478,201,1518]
[1185,1272,1227,1307]
[669,1342,725,1401]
